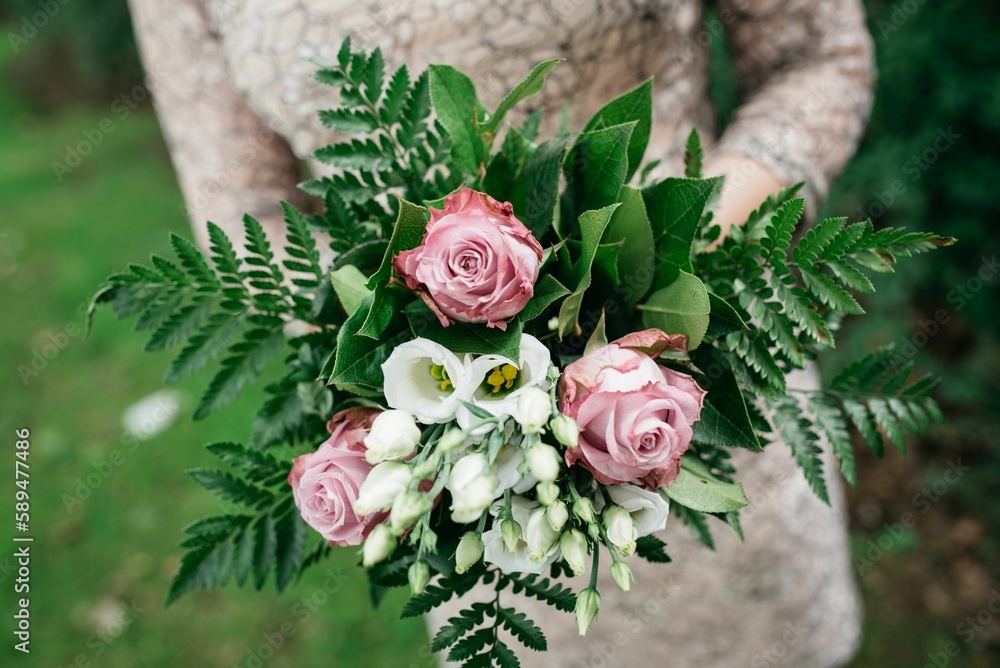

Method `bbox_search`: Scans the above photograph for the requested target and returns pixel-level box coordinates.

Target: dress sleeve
[126,0,309,253]
[714,0,876,214]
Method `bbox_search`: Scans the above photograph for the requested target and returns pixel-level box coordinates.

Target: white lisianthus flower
[482,497,558,574]
[550,413,580,448]
[602,504,637,556]
[596,483,671,537]
[546,500,569,532]
[354,461,412,515]
[361,524,396,567]
[513,386,552,433]
[382,338,473,424]
[363,410,421,463]
[389,490,431,534]
[525,506,561,563]
[446,453,500,524]
[560,529,588,576]
[458,335,553,429]
[455,532,485,574]
[525,444,562,482]
[493,442,536,498]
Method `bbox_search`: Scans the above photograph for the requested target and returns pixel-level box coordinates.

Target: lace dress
[127,1,875,665]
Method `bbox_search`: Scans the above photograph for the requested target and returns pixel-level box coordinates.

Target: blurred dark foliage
[1,0,142,106]
[824,0,1000,556]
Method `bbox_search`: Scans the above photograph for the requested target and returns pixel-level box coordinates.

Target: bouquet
[91,39,954,666]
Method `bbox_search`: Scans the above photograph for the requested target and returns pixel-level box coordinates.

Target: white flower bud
[550,413,580,448]
[525,507,561,563]
[408,560,430,595]
[603,504,637,556]
[611,561,633,592]
[447,453,500,524]
[536,481,560,506]
[437,428,467,453]
[410,453,441,481]
[546,500,569,532]
[455,532,484,574]
[573,497,597,524]
[576,588,601,636]
[354,461,412,516]
[526,444,562,482]
[364,410,421,464]
[513,386,552,434]
[501,517,522,553]
[560,529,588,576]
[362,524,396,567]
[389,490,431,533]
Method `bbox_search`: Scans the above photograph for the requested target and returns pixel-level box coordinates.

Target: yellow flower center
[485,364,519,395]
[429,363,453,392]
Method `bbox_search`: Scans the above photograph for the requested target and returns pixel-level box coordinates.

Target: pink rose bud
[289,408,385,547]
[393,188,543,330]
[559,329,706,489]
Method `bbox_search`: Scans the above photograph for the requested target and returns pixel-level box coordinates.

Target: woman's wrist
[702,152,785,245]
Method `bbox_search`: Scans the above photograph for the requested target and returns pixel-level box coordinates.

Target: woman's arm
[705,0,876,235]
[127,0,308,254]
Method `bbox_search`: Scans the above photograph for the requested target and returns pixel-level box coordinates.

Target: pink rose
[289,407,385,546]
[393,188,543,330]
[559,329,706,488]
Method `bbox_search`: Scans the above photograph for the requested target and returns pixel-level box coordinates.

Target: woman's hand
[703,152,785,248]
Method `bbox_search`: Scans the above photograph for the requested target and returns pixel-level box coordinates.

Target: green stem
[588,543,600,590]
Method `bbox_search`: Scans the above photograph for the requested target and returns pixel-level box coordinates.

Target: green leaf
[318,107,379,133]
[705,293,748,338]
[166,526,236,605]
[521,137,570,239]
[498,607,547,651]
[635,535,671,563]
[637,271,711,350]
[481,59,562,134]
[428,64,487,174]
[671,504,714,549]
[518,275,569,322]
[233,522,254,587]
[772,395,829,504]
[330,293,396,396]
[401,569,483,618]
[605,186,655,308]
[359,199,428,338]
[187,468,266,507]
[505,574,576,613]
[330,265,372,316]
[691,347,762,450]
[579,78,652,182]
[493,640,521,668]
[448,628,494,663]
[193,327,285,420]
[432,604,490,652]
[407,308,523,360]
[563,122,636,214]
[557,205,620,338]
[810,396,857,487]
[252,511,277,590]
[483,127,533,209]
[165,312,249,382]
[662,456,749,513]
[274,509,307,591]
[642,177,721,279]
[683,129,703,178]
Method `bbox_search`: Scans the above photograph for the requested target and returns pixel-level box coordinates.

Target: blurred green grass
[0,41,432,668]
